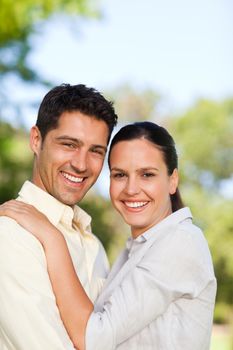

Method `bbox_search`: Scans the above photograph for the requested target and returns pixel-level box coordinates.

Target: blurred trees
[169,98,233,323]
[107,84,161,122]
[0,0,100,125]
[0,0,98,84]
[0,122,32,202]
[170,99,233,186]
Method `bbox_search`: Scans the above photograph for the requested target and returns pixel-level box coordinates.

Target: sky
[6,0,233,195]
[28,0,233,109]
[8,0,233,127]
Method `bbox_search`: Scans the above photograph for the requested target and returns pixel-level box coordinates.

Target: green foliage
[171,99,233,185]
[0,122,32,203]
[0,0,97,45]
[181,190,233,312]
[214,303,232,324]
[0,0,99,83]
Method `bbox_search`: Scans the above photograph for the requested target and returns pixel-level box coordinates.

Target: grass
[210,325,232,350]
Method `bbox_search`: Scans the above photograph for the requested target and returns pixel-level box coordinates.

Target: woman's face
[109,138,178,238]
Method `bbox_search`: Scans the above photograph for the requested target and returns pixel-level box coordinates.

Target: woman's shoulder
[175,212,208,248]
[144,209,213,268]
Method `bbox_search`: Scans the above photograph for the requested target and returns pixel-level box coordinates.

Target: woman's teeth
[125,201,148,208]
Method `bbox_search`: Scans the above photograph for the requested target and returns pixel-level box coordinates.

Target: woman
[0,122,216,350]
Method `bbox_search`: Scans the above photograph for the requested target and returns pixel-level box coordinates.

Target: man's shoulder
[0,216,20,233]
[0,215,42,253]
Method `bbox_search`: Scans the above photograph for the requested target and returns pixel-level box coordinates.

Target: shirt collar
[18,181,92,232]
[73,205,92,234]
[126,207,192,250]
[141,207,192,241]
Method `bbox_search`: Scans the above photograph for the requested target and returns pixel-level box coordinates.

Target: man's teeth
[125,201,148,208]
[62,172,84,183]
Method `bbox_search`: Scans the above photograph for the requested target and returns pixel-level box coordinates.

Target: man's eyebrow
[56,136,83,144]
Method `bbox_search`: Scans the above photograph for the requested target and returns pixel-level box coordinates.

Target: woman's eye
[112,173,125,178]
[143,172,155,177]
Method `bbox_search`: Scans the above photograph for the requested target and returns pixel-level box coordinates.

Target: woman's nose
[124,177,140,195]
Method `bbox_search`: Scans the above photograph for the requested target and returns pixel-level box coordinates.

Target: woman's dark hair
[108,121,184,212]
[36,83,118,143]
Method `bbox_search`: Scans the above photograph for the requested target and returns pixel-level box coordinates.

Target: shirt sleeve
[0,218,75,350]
[89,238,110,301]
[85,225,216,350]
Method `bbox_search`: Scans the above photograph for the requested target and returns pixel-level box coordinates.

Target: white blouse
[86,207,216,350]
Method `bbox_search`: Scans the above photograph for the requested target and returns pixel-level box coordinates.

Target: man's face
[30,111,109,206]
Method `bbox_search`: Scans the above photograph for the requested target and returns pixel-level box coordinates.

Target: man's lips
[61,171,86,184]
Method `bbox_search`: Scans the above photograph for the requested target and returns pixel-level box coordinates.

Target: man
[0,84,118,350]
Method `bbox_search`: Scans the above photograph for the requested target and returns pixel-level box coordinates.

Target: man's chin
[54,193,85,206]
[61,197,84,206]
[54,183,93,206]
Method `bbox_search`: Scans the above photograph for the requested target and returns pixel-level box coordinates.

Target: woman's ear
[169,168,179,195]
[30,126,42,155]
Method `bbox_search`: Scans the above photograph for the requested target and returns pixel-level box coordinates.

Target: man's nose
[70,150,88,173]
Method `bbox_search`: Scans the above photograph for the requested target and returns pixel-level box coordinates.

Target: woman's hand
[0,200,60,245]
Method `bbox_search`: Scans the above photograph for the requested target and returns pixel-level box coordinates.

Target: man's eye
[92,149,105,156]
[62,143,75,148]
[94,150,104,155]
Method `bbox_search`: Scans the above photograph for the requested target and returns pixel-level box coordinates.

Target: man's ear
[169,168,179,195]
[30,126,42,155]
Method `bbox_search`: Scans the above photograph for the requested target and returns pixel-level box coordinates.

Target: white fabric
[0,181,109,350]
[86,207,216,350]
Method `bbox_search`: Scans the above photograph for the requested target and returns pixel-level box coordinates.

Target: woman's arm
[43,228,93,350]
[0,200,93,350]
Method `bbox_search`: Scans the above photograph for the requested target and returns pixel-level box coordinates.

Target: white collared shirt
[0,181,109,350]
[86,208,217,350]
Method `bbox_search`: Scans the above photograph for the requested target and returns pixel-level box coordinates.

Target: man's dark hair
[36,84,118,143]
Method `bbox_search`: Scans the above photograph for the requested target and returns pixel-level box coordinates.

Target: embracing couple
[0,84,216,350]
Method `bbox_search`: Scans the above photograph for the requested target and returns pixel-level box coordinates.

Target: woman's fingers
[0,200,31,216]
[0,200,46,232]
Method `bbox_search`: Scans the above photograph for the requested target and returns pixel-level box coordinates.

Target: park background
[0,0,232,348]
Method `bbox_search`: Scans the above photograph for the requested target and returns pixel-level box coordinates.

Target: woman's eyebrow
[110,167,125,172]
[138,167,159,171]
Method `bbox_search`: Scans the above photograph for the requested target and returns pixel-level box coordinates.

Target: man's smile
[61,171,86,184]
